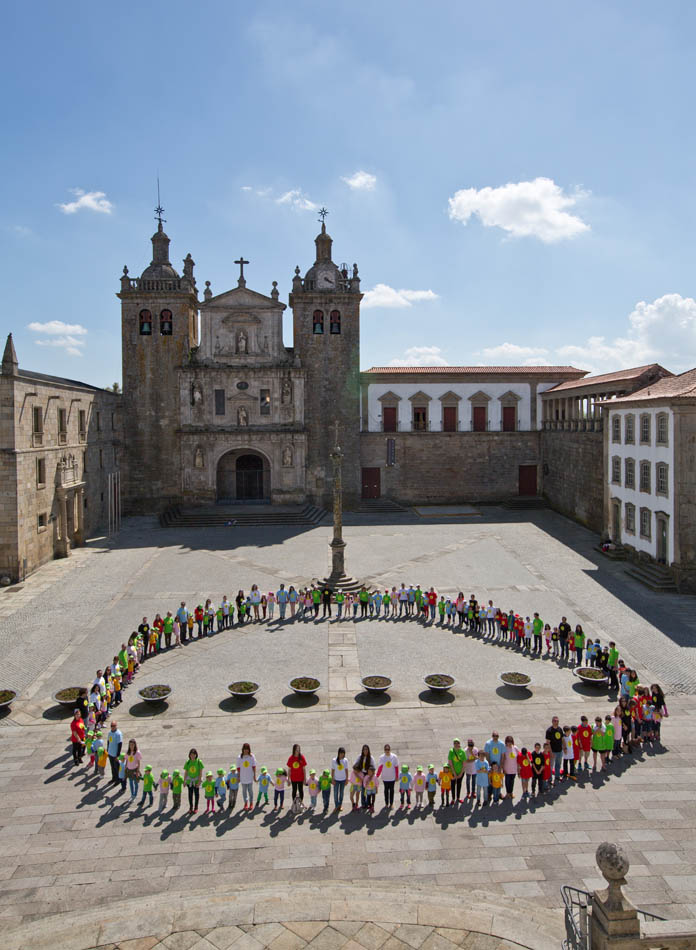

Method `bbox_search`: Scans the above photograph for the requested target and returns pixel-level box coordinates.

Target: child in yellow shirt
[490,763,504,803]
[438,764,453,806]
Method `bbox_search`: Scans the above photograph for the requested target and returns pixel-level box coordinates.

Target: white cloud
[28,321,88,336]
[478,294,696,375]
[276,189,318,212]
[448,177,589,243]
[241,185,253,192]
[28,321,87,357]
[388,346,449,367]
[341,170,377,191]
[7,224,33,237]
[362,283,439,309]
[57,188,113,215]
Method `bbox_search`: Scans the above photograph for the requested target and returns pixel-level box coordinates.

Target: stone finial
[2,333,19,376]
[204,280,212,301]
[292,266,303,293]
[271,280,279,301]
[295,266,300,276]
[120,265,131,291]
[595,842,633,913]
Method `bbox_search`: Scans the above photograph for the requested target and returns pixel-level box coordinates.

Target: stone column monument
[321,421,363,592]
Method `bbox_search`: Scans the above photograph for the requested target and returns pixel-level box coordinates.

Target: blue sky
[3,0,696,385]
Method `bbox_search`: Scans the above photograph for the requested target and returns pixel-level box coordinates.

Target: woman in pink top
[502,736,520,799]
[464,739,479,799]
[125,739,142,800]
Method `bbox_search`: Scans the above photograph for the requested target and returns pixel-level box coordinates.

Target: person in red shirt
[577,716,593,770]
[513,615,524,648]
[426,588,438,622]
[500,612,509,640]
[70,710,86,765]
[518,747,533,797]
[194,605,205,638]
[571,726,581,765]
[287,743,308,807]
[542,742,552,790]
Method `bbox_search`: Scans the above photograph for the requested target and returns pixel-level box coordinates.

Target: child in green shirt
[171,769,183,810]
[319,769,332,813]
[256,766,271,805]
[140,765,156,807]
[203,771,216,813]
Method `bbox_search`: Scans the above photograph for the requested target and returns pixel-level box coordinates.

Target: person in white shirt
[524,617,534,652]
[487,601,498,637]
[331,746,350,812]
[376,743,400,808]
[236,742,257,810]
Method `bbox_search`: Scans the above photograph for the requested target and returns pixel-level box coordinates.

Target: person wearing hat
[362,767,379,813]
[306,769,319,809]
[203,771,216,813]
[319,768,333,813]
[226,764,239,812]
[398,764,413,808]
[158,770,171,813]
[413,767,426,808]
[273,767,287,810]
[256,766,271,807]
[171,769,183,810]
[117,753,127,792]
[215,768,227,810]
[426,765,437,807]
[140,765,156,807]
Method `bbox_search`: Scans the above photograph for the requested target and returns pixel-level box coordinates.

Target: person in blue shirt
[372,591,382,617]
[475,752,490,805]
[407,586,416,615]
[118,754,127,792]
[426,765,438,807]
[226,765,239,812]
[483,732,504,765]
[276,585,288,620]
[256,767,271,806]
[215,769,227,810]
[398,765,413,808]
[106,722,123,785]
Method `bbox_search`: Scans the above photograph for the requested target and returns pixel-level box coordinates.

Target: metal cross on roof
[234,256,250,281]
[318,207,329,225]
[154,177,166,224]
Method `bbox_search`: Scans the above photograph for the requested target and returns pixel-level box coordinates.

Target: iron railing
[561,885,665,950]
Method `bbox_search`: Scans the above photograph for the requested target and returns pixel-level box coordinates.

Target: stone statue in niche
[282,445,293,467]
[237,406,248,427]
[214,335,222,355]
[194,447,204,469]
[281,376,293,405]
[261,335,269,354]
[191,382,203,406]
[237,329,248,354]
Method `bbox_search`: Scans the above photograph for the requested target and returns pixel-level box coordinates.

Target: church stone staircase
[625,561,678,593]
[354,498,410,515]
[160,503,327,528]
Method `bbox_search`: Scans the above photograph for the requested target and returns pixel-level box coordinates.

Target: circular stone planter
[53,687,86,708]
[573,667,609,686]
[0,689,17,709]
[289,677,321,695]
[499,672,532,689]
[227,681,259,698]
[138,684,172,703]
[361,675,392,694]
[423,674,455,692]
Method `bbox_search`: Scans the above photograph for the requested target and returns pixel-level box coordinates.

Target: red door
[502,406,516,432]
[361,467,381,499]
[443,406,457,432]
[473,406,487,431]
[383,407,397,432]
[518,465,537,496]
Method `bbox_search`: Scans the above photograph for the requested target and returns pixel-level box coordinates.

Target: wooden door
[612,500,622,544]
[361,467,381,499]
[518,465,537,496]
[473,406,487,431]
[443,406,457,432]
[502,406,516,432]
[383,407,397,432]
[656,517,668,563]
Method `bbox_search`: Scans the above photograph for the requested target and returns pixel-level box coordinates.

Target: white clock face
[318,270,336,289]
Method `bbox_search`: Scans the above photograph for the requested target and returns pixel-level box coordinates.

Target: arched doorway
[216,449,270,502]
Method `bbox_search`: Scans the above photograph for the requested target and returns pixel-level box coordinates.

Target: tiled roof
[611,367,696,403]
[364,365,586,376]
[17,369,104,392]
[544,363,671,393]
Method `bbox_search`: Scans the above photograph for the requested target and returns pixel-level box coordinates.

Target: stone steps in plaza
[161,503,328,528]
[503,495,548,509]
[354,498,410,514]
[625,561,678,592]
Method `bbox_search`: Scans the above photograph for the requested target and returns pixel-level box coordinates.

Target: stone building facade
[0,335,121,582]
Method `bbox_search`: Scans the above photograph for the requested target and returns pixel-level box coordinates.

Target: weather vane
[318,207,329,225]
[154,176,166,224]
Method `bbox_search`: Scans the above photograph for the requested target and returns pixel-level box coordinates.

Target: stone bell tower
[290,214,362,508]
[118,213,198,513]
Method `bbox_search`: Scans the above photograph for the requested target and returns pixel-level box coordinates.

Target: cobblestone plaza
[1,506,696,948]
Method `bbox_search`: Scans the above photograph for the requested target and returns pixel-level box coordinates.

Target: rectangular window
[260,389,271,416]
[78,409,86,441]
[656,463,668,495]
[625,415,634,443]
[96,411,101,431]
[625,458,635,489]
[382,407,397,432]
[37,512,47,530]
[612,416,621,443]
[443,406,457,432]
[58,407,67,443]
[625,504,635,533]
[99,448,103,469]
[502,406,517,432]
[111,412,116,430]
[640,461,651,493]
[657,414,668,445]
[640,415,651,444]
[83,450,87,474]
[413,407,427,431]
[32,406,42,434]
[472,406,487,432]
[640,508,651,539]
[611,458,621,484]
[36,457,46,487]
[214,389,225,416]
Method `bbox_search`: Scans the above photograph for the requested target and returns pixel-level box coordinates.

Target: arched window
[330,310,341,334]
[160,309,173,335]
[312,309,324,334]
[139,309,152,335]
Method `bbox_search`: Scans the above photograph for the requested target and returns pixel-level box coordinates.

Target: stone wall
[540,429,604,532]
[359,431,540,503]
